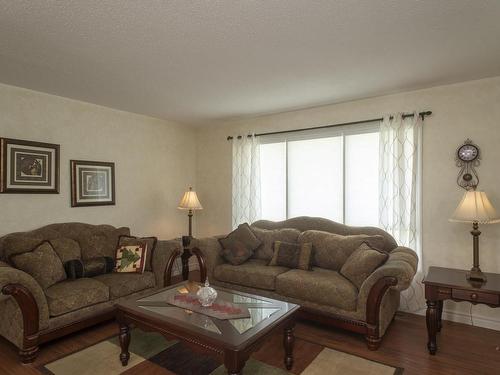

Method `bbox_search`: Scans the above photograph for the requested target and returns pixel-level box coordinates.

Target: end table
[423,266,500,354]
[164,238,206,286]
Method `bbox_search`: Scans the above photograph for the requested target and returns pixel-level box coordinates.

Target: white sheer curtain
[379,112,425,312]
[232,135,261,229]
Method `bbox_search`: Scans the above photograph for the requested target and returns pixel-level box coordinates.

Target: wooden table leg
[119,323,131,366]
[284,323,295,370]
[224,351,245,375]
[426,300,438,355]
[437,300,443,332]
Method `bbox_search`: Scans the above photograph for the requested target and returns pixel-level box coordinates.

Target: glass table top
[133,282,297,340]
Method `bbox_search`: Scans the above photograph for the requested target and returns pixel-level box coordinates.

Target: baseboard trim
[410,307,500,331]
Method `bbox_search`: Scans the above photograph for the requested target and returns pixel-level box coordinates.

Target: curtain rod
[226,110,432,140]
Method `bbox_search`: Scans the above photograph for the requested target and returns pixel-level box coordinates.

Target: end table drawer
[452,289,499,305]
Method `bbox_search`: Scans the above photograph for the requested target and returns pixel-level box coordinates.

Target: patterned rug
[39,329,403,375]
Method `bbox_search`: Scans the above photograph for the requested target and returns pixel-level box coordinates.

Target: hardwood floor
[1,311,499,374]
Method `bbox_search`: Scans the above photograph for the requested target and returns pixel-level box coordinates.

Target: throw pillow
[221,240,254,265]
[250,227,301,261]
[340,242,389,289]
[269,241,313,270]
[10,241,66,289]
[117,235,157,272]
[115,244,147,273]
[64,257,115,279]
[49,238,82,264]
[218,223,262,255]
[298,230,386,271]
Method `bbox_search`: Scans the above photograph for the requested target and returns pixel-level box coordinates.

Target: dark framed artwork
[0,138,60,193]
[70,160,115,207]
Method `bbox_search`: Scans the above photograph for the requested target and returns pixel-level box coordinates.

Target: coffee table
[116,281,300,374]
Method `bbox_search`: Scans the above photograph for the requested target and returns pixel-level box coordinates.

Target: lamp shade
[450,190,500,224]
[178,187,203,210]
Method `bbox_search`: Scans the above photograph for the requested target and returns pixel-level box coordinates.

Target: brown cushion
[80,227,130,260]
[219,223,262,257]
[10,241,66,290]
[221,240,253,265]
[276,268,358,311]
[298,230,385,271]
[118,235,157,272]
[269,241,313,270]
[250,227,301,261]
[214,259,289,290]
[49,238,81,264]
[44,278,109,317]
[93,271,156,299]
[340,242,389,289]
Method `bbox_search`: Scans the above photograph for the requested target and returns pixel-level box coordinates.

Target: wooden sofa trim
[2,283,40,364]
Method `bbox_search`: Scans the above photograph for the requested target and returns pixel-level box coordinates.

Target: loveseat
[0,223,179,363]
[194,217,418,350]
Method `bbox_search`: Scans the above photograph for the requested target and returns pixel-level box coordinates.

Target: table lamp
[178,187,203,239]
[450,190,500,282]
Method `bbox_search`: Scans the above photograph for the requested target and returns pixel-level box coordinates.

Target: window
[259,124,380,226]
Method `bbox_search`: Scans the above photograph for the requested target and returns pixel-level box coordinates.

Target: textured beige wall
[0,83,196,239]
[196,76,500,328]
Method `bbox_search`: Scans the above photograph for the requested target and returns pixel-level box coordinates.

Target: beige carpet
[40,329,402,374]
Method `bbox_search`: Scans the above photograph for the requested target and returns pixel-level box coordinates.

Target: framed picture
[0,138,60,193]
[70,160,115,207]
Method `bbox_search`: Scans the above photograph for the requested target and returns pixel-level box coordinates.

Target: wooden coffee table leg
[119,323,131,366]
[224,351,245,375]
[284,323,295,370]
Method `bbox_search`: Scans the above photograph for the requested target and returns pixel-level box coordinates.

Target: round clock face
[458,144,479,161]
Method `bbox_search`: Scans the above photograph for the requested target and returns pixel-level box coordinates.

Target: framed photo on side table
[70,160,115,207]
[0,138,60,193]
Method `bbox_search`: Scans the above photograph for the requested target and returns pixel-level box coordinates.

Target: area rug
[39,329,403,375]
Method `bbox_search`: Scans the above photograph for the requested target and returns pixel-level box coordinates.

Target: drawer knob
[471,293,478,300]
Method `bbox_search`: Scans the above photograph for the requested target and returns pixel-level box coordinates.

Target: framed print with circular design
[0,138,60,193]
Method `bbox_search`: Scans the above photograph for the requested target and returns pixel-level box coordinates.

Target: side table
[164,239,206,286]
[423,266,500,354]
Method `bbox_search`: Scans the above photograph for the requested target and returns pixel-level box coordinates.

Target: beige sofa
[194,217,418,350]
[0,223,179,363]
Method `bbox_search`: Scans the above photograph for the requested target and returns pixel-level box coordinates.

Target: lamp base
[467,267,487,283]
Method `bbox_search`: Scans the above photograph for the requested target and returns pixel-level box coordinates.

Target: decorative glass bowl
[197,278,218,307]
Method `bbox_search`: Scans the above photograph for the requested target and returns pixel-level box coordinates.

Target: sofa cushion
[214,259,289,291]
[118,235,157,272]
[45,278,110,317]
[250,227,301,261]
[298,230,385,271]
[219,223,262,255]
[80,227,130,260]
[276,268,358,311]
[340,242,389,289]
[93,272,156,299]
[10,241,66,290]
[269,241,313,270]
[49,238,82,263]
[221,240,254,265]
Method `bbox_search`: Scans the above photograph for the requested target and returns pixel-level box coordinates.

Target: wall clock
[456,139,480,190]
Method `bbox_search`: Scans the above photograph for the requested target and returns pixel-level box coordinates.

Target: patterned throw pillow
[221,240,254,265]
[117,235,157,272]
[250,227,301,261]
[269,241,313,270]
[10,241,66,289]
[340,242,389,289]
[218,223,262,261]
[115,244,147,273]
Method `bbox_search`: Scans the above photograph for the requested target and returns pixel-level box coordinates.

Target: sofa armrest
[191,237,225,281]
[0,261,49,353]
[357,246,418,310]
[153,240,182,288]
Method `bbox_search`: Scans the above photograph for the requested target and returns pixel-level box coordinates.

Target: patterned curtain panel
[232,135,261,229]
[379,112,425,312]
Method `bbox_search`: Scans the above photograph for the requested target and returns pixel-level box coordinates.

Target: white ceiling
[1,1,500,125]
